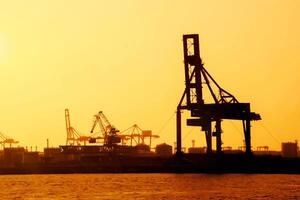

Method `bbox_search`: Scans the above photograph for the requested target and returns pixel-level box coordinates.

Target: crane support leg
[216,120,222,154]
[244,119,251,155]
[205,128,212,154]
[176,109,182,155]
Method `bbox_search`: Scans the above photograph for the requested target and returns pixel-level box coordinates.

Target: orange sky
[0,0,299,151]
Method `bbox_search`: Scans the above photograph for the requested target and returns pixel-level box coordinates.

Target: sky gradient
[0,0,299,151]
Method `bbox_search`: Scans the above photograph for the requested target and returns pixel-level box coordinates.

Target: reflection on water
[0,174,299,199]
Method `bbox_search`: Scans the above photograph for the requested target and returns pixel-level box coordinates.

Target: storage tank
[282,141,298,158]
[155,143,172,156]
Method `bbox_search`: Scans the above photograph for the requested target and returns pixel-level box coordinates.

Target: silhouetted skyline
[0,1,299,150]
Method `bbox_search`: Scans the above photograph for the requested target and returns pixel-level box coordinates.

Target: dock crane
[65,109,90,146]
[120,124,159,148]
[90,111,121,146]
[0,132,18,149]
[176,34,261,155]
[120,124,143,146]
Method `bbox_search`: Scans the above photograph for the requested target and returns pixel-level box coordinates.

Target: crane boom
[0,131,18,148]
[89,111,121,146]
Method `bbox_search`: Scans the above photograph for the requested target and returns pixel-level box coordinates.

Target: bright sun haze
[0,0,299,151]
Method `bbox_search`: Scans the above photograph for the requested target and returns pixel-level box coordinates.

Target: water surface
[0,174,299,199]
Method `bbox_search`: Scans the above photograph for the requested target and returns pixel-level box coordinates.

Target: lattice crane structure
[65,109,90,146]
[90,111,121,146]
[176,34,261,155]
[0,132,18,149]
[120,124,159,148]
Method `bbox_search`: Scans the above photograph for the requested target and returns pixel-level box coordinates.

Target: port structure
[0,132,18,149]
[65,109,90,146]
[90,111,122,147]
[176,34,261,155]
[120,124,159,148]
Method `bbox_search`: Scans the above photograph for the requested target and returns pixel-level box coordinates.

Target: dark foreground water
[0,174,299,199]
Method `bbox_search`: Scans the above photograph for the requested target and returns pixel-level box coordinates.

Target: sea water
[0,174,299,199]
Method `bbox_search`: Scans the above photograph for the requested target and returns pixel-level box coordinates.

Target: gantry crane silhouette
[120,124,159,148]
[0,132,18,149]
[65,109,90,146]
[176,34,261,155]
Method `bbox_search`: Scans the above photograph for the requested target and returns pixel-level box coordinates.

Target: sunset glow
[0,0,299,151]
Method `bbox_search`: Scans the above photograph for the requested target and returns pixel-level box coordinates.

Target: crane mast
[65,109,90,146]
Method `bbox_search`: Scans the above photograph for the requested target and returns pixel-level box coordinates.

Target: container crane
[176,34,261,155]
[120,124,159,148]
[65,109,90,146]
[120,124,143,146]
[0,132,18,149]
[90,111,121,146]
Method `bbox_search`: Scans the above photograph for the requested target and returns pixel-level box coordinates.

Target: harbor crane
[120,124,159,148]
[120,124,142,146]
[65,109,90,145]
[0,132,18,149]
[176,34,261,155]
[90,111,121,146]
